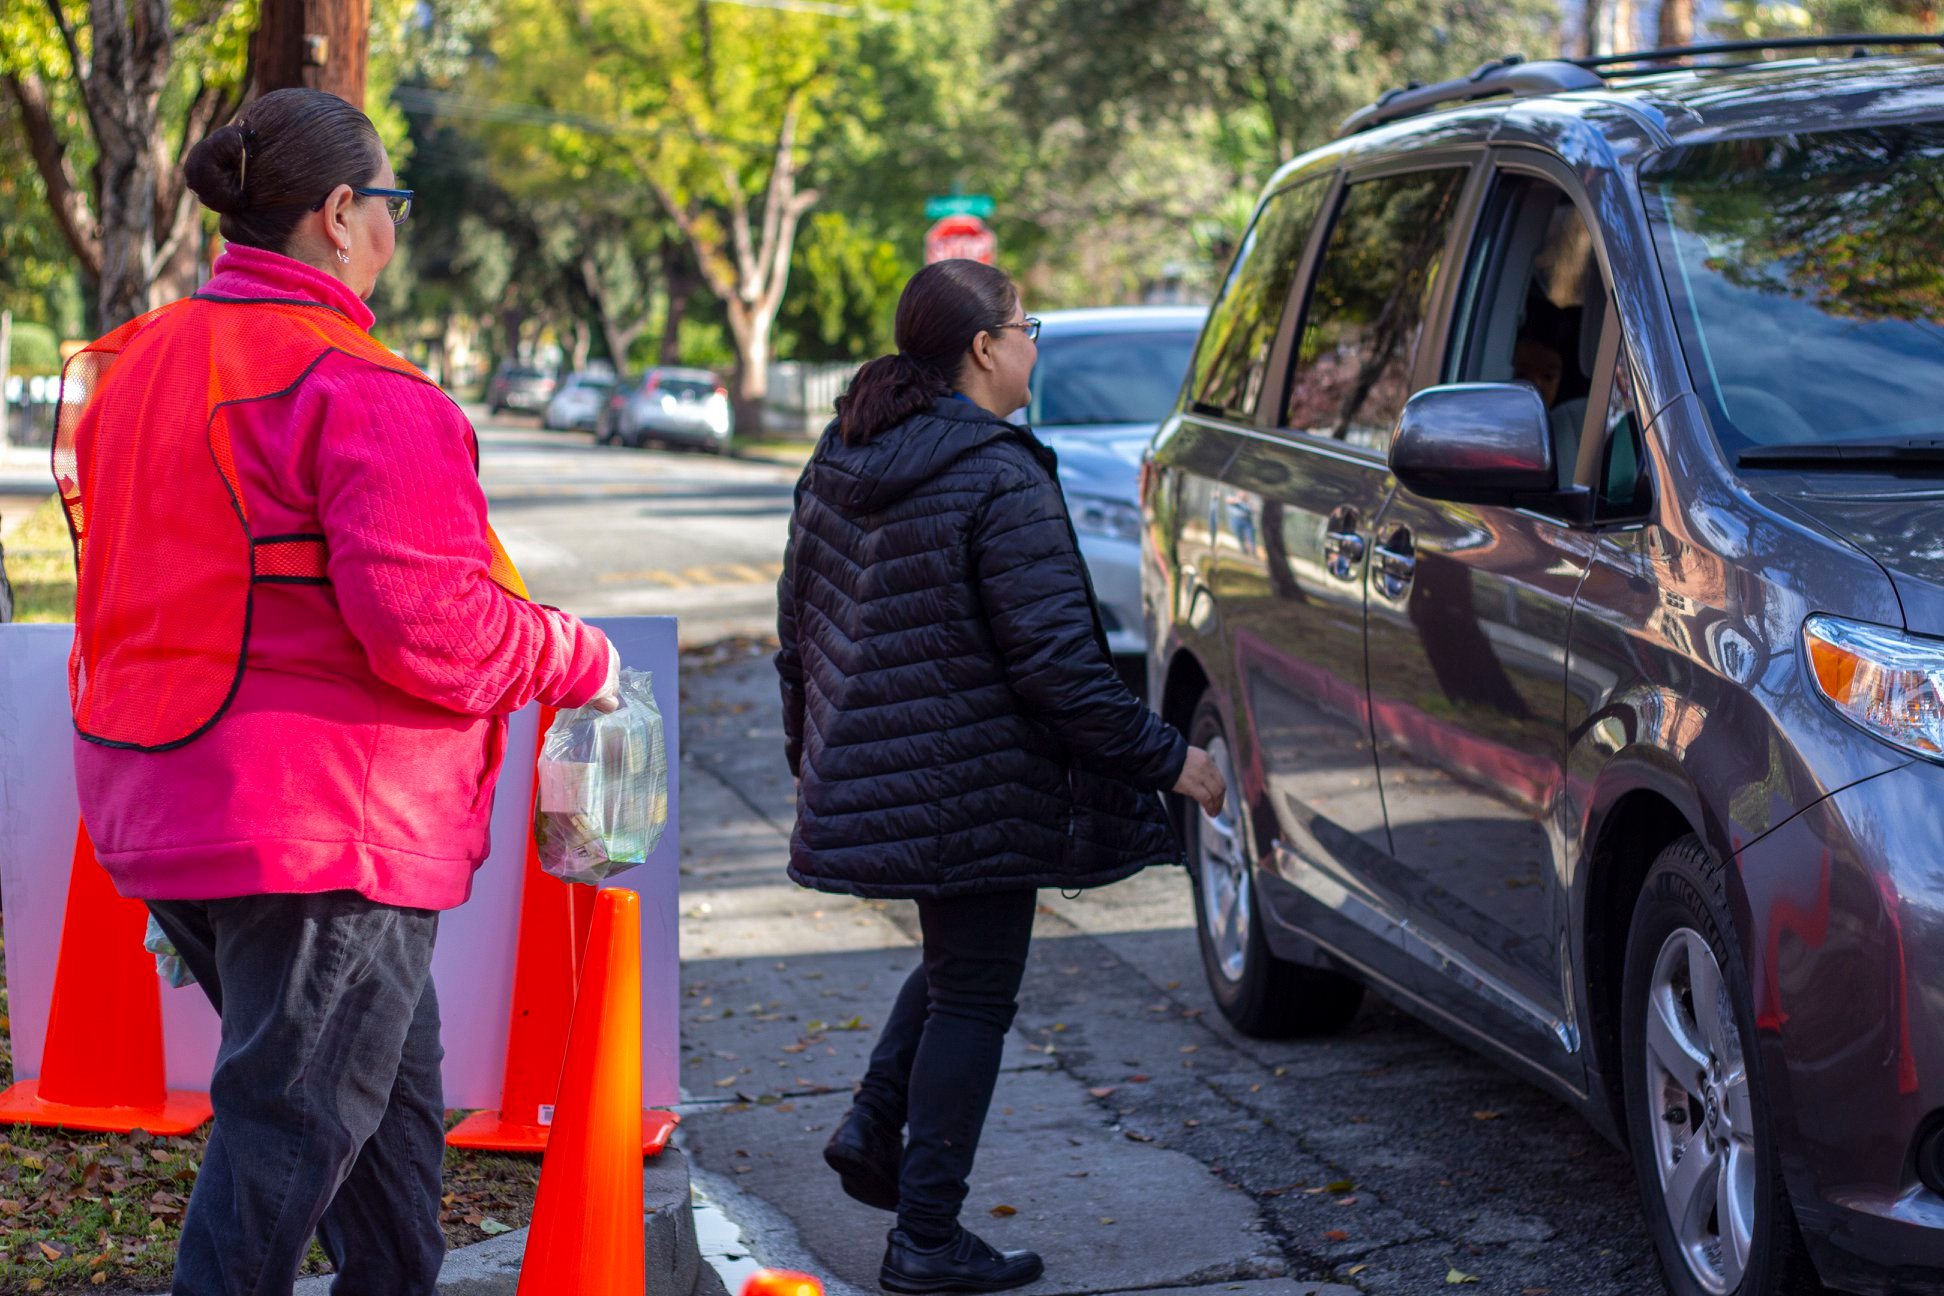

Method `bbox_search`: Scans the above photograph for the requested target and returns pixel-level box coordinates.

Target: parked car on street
[542,370,617,431]
[1144,41,1944,1296]
[1023,308,1205,673]
[485,361,556,416]
[597,368,733,452]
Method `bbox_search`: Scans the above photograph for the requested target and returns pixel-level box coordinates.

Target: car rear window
[1188,175,1331,421]
[1029,330,1200,427]
[1644,123,1944,456]
[657,378,717,399]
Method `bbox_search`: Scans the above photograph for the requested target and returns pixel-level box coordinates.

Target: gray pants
[147,892,446,1296]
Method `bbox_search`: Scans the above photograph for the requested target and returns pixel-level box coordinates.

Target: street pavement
[473,408,797,645]
[672,646,1669,1296]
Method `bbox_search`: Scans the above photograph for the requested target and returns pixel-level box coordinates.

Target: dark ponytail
[837,259,1018,445]
[184,88,385,255]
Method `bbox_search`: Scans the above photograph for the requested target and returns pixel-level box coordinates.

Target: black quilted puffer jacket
[775,396,1188,899]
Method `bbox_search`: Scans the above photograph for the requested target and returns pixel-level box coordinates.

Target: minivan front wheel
[1621,836,1820,1296]
[1184,695,1363,1038]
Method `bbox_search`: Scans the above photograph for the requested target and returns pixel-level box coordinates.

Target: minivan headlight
[1803,614,1944,759]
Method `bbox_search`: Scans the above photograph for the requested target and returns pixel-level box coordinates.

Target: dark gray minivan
[1143,43,1944,1296]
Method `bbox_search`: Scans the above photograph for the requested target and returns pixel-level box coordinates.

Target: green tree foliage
[1,0,257,329]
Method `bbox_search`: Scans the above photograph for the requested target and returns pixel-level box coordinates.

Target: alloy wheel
[1197,735,1251,984]
[1644,927,1757,1295]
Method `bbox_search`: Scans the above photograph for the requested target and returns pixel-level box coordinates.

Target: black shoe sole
[824,1142,899,1211]
[878,1260,1044,1294]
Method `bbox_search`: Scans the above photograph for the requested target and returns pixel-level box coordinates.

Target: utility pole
[1658,0,1694,49]
[253,0,371,105]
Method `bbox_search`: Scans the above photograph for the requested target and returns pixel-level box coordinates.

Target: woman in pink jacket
[65,89,614,1296]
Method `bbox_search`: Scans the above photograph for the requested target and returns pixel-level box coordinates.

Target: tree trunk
[1657,0,1693,49]
[658,238,694,366]
[726,301,770,438]
[254,0,370,104]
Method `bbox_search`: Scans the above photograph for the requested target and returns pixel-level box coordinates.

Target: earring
[335,245,351,264]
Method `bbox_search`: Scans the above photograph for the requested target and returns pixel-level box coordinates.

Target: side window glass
[1450,174,1606,491]
[1283,167,1469,450]
[1598,346,1652,520]
[1189,176,1330,421]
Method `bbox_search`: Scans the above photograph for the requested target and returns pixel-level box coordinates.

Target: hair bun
[184,123,251,215]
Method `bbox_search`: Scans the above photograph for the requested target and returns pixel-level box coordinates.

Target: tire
[1184,694,1364,1038]
[1621,835,1821,1296]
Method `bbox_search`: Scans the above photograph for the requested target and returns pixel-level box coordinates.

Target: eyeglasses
[993,317,1041,342]
[310,186,415,224]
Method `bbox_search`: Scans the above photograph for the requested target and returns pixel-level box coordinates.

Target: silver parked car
[542,370,617,431]
[1024,307,1206,664]
[599,367,733,452]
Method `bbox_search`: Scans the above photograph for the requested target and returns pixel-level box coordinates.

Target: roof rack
[1337,56,1602,137]
[1574,32,1944,70]
[1336,33,1944,137]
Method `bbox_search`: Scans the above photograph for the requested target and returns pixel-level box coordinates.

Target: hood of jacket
[805,396,1050,513]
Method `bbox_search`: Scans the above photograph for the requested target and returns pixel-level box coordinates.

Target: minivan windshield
[1028,329,1200,427]
[1643,124,1944,457]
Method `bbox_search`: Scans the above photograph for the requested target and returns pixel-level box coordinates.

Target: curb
[246,1147,710,1296]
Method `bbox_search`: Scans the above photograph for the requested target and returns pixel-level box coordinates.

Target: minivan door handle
[1323,529,1365,581]
[1373,529,1416,600]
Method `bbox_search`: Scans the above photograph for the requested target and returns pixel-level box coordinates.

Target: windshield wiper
[1739,440,1944,469]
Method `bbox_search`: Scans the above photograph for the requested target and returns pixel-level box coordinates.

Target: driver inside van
[1513,333,1589,486]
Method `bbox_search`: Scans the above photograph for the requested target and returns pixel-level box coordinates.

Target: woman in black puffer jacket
[775,259,1226,1292]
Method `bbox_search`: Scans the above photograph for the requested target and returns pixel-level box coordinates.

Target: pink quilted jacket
[75,245,611,910]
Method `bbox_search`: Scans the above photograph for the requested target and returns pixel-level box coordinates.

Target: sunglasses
[310,185,415,224]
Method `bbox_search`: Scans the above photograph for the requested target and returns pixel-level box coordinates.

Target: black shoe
[823,1106,902,1211]
[880,1226,1044,1293]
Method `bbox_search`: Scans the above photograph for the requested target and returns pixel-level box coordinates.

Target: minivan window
[1450,174,1606,489]
[1284,167,1469,450]
[1188,176,1330,421]
[1644,124,1944,457]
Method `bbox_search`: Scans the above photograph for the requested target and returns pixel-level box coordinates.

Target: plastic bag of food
[534,668,667,884]
[143,912,195,988]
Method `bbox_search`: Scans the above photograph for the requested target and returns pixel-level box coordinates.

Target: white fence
[764,360,858,438]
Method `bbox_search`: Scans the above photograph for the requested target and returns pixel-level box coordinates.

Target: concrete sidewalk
[672,641,1356,1296]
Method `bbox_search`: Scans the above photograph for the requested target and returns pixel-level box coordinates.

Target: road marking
[598,561,781,589]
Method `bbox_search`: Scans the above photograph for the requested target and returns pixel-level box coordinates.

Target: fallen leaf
[713,1077,737,1088]
[1472,1111,1501,1121]
[38,1240,68,1261]
[1348,1264,1368,1276]
[990,1205,1017,1218]
[1335,1196,1358,1206]
[26,1281,44,1293]
[479,1218,514,1236]
[1099,1217,1115,1225]
[1447,1269,1479,1285]
[92,1274,107,1286]
[1325,1179,1355,1194]
[1323,1229,1349,1242]
[781,1044,806,1054]
[1087,1087,1117,1099]
[1179,1045,1198,1054]
[1051,1023,1068,1033]
[1127,1074,1151,1083]
[1183,1119,1201,1128]
[1124,1131,1154,1143]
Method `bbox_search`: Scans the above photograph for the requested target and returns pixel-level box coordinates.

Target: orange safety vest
[55,295,527,753]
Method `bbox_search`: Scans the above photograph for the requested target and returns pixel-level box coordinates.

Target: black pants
[852,889,1037,1239]
[147,892,446,1296]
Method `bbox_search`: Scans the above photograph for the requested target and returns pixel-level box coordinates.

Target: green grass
[4,496,74,624]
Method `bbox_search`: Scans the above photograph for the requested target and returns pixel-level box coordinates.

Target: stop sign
[924,214,997,266]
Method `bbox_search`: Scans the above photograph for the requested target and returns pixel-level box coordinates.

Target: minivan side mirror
[1389,383,1591,524]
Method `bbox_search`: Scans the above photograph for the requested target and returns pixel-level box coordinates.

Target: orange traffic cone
[0,823,211,1134]
[743,1272,825,1296]
[447,707,678,1155]
[517,886,647,1296]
